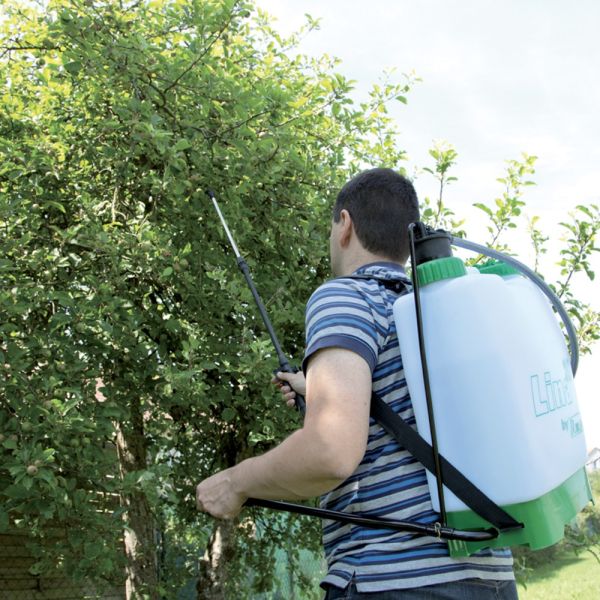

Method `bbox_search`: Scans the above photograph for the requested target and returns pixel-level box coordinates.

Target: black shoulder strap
[346,273,522,531]
[370,393,522,531]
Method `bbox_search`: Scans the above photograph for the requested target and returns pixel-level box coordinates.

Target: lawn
[518,552,600,600]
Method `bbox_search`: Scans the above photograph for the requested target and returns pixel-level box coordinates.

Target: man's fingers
[275,371,294,383]
[273,379,294,397]
[273,371,305,406]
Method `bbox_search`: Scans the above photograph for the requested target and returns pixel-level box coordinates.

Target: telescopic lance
[206,190,306,414]
[205,190,499,544]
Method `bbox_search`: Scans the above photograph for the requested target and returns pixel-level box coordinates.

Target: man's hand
[272,370,306,407]
[196,467,247,520]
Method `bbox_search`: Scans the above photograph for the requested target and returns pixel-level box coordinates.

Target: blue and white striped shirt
[302,262,514,592]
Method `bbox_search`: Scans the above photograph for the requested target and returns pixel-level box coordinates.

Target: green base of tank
[447,468,593,557]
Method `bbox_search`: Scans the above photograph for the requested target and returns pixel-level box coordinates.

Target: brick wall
[0,529,124,600]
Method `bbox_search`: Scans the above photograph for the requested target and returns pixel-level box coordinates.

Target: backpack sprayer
[207,190,592,553]
[399,224,590,556]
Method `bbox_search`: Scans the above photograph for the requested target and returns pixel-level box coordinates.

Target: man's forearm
[231,426,348,501]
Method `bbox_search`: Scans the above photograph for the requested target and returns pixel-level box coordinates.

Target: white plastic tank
[393,257,588,515]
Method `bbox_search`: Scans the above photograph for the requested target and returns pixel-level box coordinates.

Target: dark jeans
[323,578,519,599]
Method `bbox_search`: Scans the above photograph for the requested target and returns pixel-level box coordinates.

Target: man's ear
[339,209,354,248]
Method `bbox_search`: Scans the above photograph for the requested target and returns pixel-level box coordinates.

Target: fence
[0,527,124,600]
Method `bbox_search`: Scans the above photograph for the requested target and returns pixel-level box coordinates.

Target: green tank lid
[476,259,520,278]
[416,256,466,286]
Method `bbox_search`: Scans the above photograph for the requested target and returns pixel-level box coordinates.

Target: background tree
[0,1,414,598]
[420,143,599,354]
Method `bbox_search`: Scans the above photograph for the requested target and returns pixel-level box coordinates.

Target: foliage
[473,153,537,250]
[0,0,412,596]
[556,205,600,354]
[420,140,464,235]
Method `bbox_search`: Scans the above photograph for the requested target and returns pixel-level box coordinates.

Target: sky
[257,0,600,449]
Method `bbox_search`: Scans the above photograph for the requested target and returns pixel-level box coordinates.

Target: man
[196,168,518,599]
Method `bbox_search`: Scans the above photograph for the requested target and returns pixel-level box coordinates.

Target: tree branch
[0,44,59,51]
[162,2,242,94]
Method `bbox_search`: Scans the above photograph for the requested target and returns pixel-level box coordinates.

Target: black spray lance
[207,190,306,414]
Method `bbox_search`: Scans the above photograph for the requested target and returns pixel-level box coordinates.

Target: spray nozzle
[410,222,454,266]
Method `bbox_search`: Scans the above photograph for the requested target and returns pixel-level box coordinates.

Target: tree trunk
[287,537,296,600]
[196,519,238,600]
[115,397,159,600]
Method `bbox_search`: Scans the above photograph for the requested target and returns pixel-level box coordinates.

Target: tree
[0,1,414,597]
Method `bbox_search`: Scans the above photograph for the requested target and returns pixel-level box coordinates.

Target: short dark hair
[333,168,420,262]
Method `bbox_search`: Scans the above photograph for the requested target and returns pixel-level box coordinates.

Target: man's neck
[339,254,404,277]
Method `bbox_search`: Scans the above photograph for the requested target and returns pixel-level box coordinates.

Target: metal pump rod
[408,224,448,526]
[207,190,306,413]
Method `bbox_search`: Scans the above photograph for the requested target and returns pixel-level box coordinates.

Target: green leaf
[64,61,82,75]
[174,139,191,152]
[2,438,18,450]
[3,484,29,500]
[222,407,236,421]
[43,200,66,213]
[473,203,493,217]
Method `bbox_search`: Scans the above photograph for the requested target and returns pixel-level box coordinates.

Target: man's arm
[195,347,372,519]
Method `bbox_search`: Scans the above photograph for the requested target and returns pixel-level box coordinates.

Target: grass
[518,552,600,600]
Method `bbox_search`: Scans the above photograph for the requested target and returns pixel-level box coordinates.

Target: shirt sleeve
[302,279,380,375]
